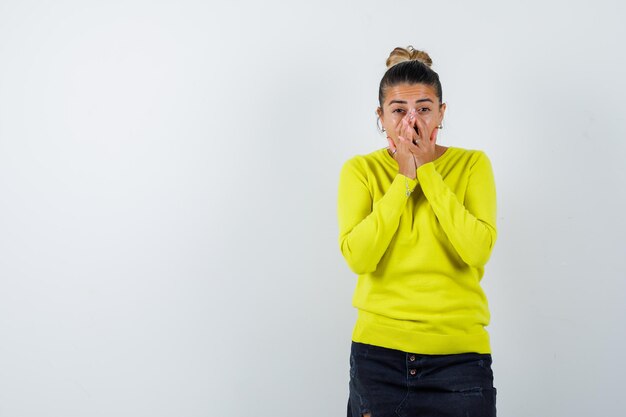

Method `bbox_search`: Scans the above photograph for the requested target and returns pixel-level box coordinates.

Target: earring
[438,124,443,129]
[376,116,385,133]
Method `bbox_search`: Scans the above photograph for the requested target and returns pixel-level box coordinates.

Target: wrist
[415,157,435,171]
[399,167,416,180]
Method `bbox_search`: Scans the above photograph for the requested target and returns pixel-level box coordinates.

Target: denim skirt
[347,342,497,417]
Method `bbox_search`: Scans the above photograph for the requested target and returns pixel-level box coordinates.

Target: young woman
[338,46,498,417]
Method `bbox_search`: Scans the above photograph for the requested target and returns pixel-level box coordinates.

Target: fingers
[398,134,419,154]
[394,111,417,143]
[430,125,439,142]
[387,136,397,153]
[391,111,438,171]
[394,111,436,158]
[396,135,407,152]
[395,135,418,178]
[400,118,418,143]
[407,110,419,140]
[414,117,429,143]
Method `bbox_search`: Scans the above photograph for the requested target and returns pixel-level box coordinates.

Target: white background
[1,1,625,416]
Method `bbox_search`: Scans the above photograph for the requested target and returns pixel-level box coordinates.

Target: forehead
[384,83,438,105]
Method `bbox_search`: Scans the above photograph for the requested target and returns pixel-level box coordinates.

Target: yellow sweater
[337,146,497,354]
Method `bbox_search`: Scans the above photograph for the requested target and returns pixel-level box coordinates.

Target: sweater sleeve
[337,158,417,275]
[416,151,497,268]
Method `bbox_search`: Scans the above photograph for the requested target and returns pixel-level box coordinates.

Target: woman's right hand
[387,111,419,180]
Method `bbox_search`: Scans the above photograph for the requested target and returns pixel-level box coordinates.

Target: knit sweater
[337,146,497,354]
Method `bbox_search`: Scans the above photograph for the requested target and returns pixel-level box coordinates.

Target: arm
[417,151,497,268]
[337,158,417,274]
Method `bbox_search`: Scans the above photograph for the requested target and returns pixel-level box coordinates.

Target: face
[377,83,446,143]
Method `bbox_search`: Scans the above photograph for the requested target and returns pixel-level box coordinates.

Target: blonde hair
[385,46,433,69]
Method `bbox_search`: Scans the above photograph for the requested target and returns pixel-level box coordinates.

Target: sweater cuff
[416,162,444,196]
[394,173,418,195]
[416,161,436,179]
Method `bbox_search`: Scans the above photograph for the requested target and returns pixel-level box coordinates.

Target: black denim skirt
[348,342,497,417]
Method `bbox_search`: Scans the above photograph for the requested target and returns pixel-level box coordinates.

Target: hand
[388,111,420,179]
[407,111,439,169]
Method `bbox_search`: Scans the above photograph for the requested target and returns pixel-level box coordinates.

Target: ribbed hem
[352,310,491,355]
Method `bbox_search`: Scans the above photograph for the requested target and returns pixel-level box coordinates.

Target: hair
[378,46,443,110]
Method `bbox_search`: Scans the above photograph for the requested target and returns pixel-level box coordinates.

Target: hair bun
[385,46,433,69]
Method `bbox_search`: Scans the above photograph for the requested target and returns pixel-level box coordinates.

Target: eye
[417,107,431,113]
[392,108,406,114]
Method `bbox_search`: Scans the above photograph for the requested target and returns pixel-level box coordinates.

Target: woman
[337,46,498,417]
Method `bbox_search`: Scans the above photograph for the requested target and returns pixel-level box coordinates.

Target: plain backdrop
[1,1,625,416]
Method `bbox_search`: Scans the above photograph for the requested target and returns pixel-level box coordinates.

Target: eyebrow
[388,98,434,105]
